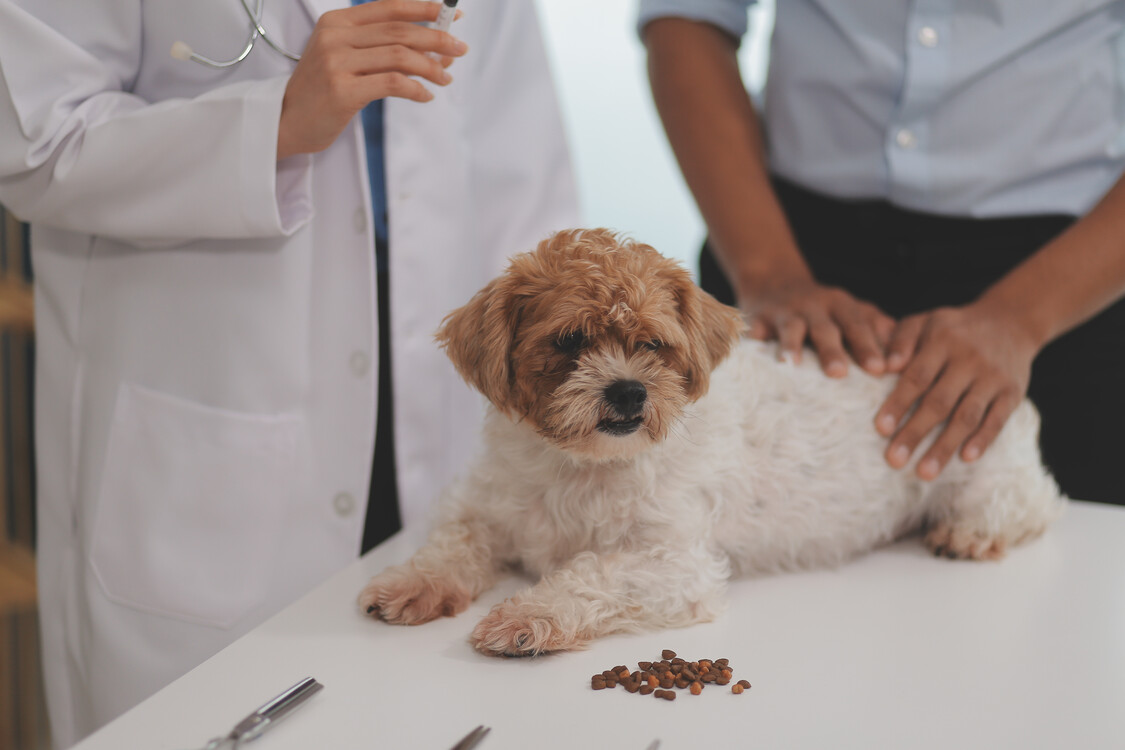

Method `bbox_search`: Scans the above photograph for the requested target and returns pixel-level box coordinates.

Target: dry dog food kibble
[589,649,752,701]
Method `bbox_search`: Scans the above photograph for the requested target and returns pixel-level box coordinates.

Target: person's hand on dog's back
[741,273,895,379]
[874,302,1037,483]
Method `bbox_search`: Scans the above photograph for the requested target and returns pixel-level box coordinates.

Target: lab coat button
[895,129,917,149]
[917,26,939,48]
[333,492,356,517]
[353,207,367,233]
[350,350,371,377]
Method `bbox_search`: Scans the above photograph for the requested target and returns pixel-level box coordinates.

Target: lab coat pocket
[90,383,304,629]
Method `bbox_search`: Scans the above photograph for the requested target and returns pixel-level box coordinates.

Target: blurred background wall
[0,204,45,750]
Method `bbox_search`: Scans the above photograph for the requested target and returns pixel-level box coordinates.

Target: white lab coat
[0,0,578,746]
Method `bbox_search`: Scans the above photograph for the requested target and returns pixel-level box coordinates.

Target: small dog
[359,228,1065,656]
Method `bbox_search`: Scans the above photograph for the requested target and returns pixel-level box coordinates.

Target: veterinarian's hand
[875,303,1039,480]
[278,0,468,160]
[744,278,896,378]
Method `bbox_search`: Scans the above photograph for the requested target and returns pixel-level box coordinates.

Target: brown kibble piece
[592,676,606,690]
[737,679,751,689]
[638,661,652,671]
[639,684,655,695]
[661,649,677,660]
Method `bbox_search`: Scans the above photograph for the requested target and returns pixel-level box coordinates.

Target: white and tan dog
[359,228,1065,656]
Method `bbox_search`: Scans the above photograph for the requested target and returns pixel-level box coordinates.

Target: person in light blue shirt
[640,1,1125,505]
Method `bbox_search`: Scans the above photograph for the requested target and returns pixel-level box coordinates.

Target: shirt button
[333,492,356,517]
[350,350,371,377]
[895,129,918,149]
[353,207,367,234]
[917,26,939,47]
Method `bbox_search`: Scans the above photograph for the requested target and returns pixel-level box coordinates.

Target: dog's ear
[436,275,523,413]
[673,274,744,400]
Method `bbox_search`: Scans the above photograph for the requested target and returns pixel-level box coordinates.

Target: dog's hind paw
[470,600,586,657]
[358,564,472,625]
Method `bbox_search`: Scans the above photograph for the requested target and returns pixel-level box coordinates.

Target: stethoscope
[170,0,301,67]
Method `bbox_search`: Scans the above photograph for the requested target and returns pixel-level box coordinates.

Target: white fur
[360,340,1064,656]
[359,231,1064,656]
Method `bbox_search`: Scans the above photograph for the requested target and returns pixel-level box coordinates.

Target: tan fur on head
[436,228,743,460]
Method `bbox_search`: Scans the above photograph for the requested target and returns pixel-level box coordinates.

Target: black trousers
[700,177,1125,506]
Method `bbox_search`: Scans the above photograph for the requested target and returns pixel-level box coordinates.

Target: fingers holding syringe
[327,1,467,62]
[278,8,467,159]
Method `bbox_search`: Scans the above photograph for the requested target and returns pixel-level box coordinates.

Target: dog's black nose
[604,380,647,416]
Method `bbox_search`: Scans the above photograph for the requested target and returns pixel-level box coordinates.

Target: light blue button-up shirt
[638,0,1125,218]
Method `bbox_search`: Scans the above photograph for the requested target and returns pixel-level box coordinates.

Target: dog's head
[437,229,744,461]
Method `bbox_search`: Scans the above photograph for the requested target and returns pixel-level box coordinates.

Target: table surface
[74,500,1125,750]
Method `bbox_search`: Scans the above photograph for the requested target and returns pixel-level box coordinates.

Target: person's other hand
[744,278,896,377]
[278,0,468,160]
[874,304,1038,480]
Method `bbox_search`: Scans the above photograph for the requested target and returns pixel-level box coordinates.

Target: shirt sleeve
[636,0,756,40]
[0,1,312,246]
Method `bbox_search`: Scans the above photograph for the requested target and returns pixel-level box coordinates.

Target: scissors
[450,725,490,750]
[188,677,324,750]
[171,0,302,68]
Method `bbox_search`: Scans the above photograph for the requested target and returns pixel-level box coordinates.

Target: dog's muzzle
[599,379,646,435]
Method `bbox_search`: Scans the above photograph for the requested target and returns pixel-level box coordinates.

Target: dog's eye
[639,339,663,352]
[554,330,587,354]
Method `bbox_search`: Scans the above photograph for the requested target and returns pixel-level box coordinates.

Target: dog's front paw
[470,598,587,657]
[358,564,473,625]
[925,522,1008,561]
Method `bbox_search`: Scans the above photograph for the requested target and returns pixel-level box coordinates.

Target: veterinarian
[640,1,1125,507]
[0,0,577,746]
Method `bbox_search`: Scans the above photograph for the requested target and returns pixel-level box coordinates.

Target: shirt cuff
[636,0,754,40]
[239,75,313,237]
